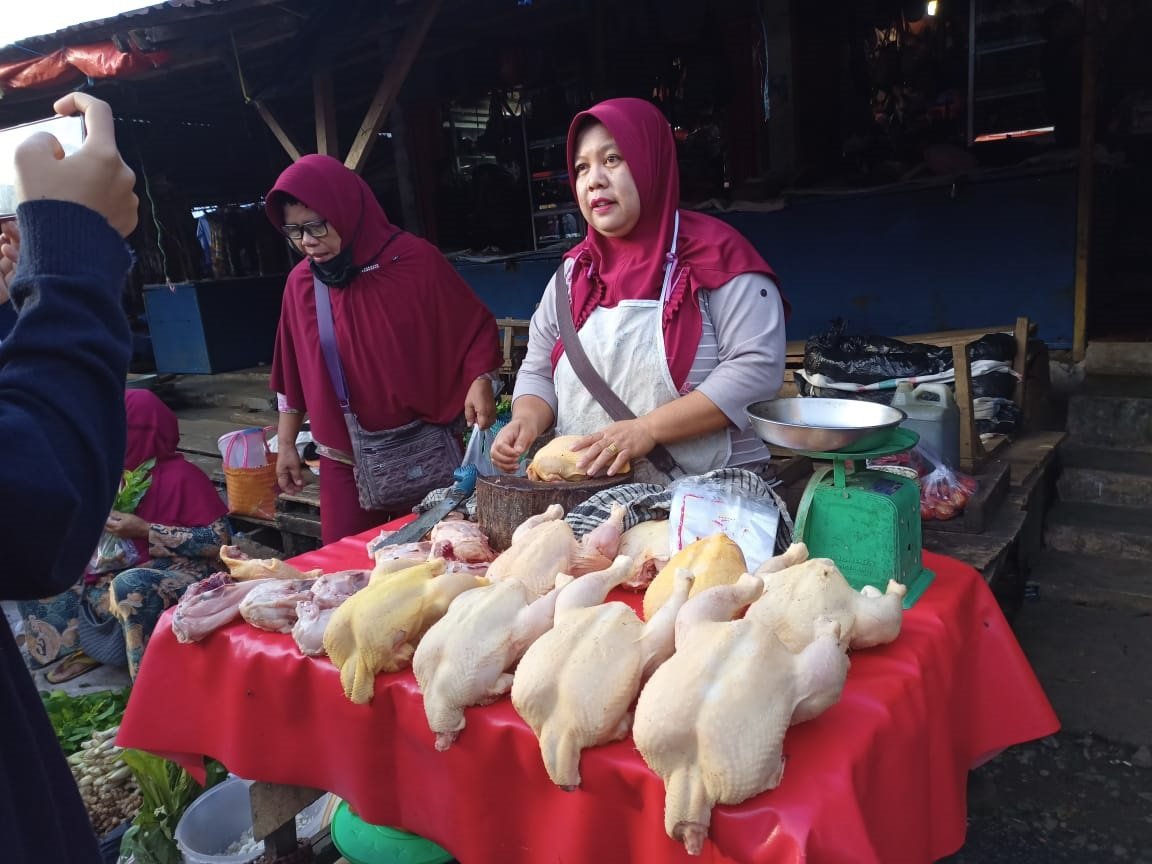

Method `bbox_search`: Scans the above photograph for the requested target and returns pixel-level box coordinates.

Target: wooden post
[344,0,443,174]
[1072,0,1098,362]
[253,100,303,162]
[948,338,983,473]
[1012,315,1030,410]
[313,69,338,158]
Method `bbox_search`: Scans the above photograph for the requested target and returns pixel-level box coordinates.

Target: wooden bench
[785,317,1033,473]
[496,317,531,380]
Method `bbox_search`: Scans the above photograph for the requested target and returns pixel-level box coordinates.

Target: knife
[383,464,479,546]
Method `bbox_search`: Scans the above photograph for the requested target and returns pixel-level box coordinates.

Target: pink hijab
[264,155,501,449]
[552,98,786,390]
[124,390,229,561]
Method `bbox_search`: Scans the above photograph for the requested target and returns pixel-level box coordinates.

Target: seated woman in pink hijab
[20,390,230,681]
[491,98,788,483]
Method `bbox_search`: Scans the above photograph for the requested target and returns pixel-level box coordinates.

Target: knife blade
[382,465,478,546]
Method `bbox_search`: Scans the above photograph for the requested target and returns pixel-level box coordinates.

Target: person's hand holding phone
[0,220,17,305]
[14,93,138,237]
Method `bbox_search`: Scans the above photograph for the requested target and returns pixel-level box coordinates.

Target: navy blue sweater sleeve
[0,200,132,598]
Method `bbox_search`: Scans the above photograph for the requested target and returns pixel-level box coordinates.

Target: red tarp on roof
[0,44,169,93]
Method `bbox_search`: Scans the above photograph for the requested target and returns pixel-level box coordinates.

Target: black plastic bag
[804,320,951,384]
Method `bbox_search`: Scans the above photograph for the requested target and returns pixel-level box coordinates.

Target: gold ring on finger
[605,442,619,456]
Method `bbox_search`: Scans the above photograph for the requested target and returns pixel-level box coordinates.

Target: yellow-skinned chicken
[323,559,487,704]
[642,533,747,620]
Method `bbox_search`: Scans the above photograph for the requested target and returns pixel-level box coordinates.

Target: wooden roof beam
[314,69,339,157]
[344,0,443,174]
[253,100,303,162]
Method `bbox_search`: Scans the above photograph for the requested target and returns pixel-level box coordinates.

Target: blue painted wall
[453,169,1078,348]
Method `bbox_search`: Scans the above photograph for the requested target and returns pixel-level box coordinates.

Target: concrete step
[1057,441,1152,507]
[1084,342,1152,377]
[1026,549,1152,613]
[1066,375,1152,449]
[1045,501,1152,561]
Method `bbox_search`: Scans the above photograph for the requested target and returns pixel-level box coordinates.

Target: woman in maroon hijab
[265,155,502,544]
[491,98,787,483]
[21,390,230,681]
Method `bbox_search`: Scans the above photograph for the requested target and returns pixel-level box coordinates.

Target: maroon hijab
[552,98,785,390]
[265,155,501,450]
[124,390,229,560]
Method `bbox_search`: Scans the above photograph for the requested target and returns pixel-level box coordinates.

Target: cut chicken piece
[310,570,370,608]
[323,559,487,704]
[292,600,334,656]
[617,519,671,591]
[219,546,321,581]
[414,573,573,751]
[171,574,270,643]
[429,518,497,564]
[239,578,316,633]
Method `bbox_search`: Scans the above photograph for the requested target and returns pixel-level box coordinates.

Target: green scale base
[793,428,934,607]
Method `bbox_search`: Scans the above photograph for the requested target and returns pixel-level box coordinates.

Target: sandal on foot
[45,653,102,684]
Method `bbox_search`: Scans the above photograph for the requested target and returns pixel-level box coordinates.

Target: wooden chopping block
[476,473,628,551]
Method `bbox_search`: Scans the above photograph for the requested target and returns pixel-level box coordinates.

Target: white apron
[553,215,731,479]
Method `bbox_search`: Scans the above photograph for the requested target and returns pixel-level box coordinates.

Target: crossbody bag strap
[552,261,684,478]
[313,276,351,411]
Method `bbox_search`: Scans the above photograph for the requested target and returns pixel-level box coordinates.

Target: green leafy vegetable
[40,688,131,756]
[114,457,156,514]
[118,749,227,864]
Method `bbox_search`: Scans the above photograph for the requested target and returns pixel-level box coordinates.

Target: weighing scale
[791,427,934,607]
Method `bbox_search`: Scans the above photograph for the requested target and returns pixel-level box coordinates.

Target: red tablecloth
[118,524,1058,864]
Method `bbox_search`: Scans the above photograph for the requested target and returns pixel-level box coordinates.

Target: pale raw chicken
[526,435,630,482]
[633,575,850,856]
[413,574,573,751]
[748,549,907,651]
[367,538,433,567]
[219,545,322,581]
[511,557,692,790]
[171,574,270,643]
[239,578,316,633]
[576,504,626,562]
[323,559,487,704]
[310,569,371,608]
[429,518,497,564]
[617,519,671,591]
[292,600,333,656]
[642,533,747,619]
[486,505,614,597]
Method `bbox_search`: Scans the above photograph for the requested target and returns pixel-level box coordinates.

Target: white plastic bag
[218,427,271,468]
[461,422,498,476]
[668,478,780,571]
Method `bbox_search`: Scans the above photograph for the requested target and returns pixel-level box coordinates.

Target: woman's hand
[574,419,657,477]
[276,447,305,492]
[491,417,539,473]
[464,377,497,430]
[105,511,150,538]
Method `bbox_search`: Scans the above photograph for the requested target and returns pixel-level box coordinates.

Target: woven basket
[222,427,280,520]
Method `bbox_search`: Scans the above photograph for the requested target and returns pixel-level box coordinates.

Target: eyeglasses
[281,220,329,240]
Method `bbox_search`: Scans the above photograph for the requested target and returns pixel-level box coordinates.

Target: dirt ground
[944,729,1152,863]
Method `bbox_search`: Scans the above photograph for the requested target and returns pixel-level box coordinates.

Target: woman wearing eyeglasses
[265,155,502,544]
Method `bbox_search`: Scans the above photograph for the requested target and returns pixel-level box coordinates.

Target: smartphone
[0,114,86,219]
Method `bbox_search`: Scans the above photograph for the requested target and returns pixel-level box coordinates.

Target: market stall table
[118,522,1058,864]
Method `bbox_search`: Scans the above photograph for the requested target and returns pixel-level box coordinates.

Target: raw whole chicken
[413,574,572,751]
[310,569,371,608]
[643,533,747,620]
[239,578,317,633]
[617,519,670,591]
[429,518,497,564]
[634,575,851,856]
[512,557,692,790]
[323,559,487,704]
[748,548,907,651]
[292,600,333,656]
[486,505,615,597]
[219,546,321,581]
[171,574,270,643]
[526,435,630,482]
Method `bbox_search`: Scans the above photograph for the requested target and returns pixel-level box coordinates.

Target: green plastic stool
[330,800,454,864]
